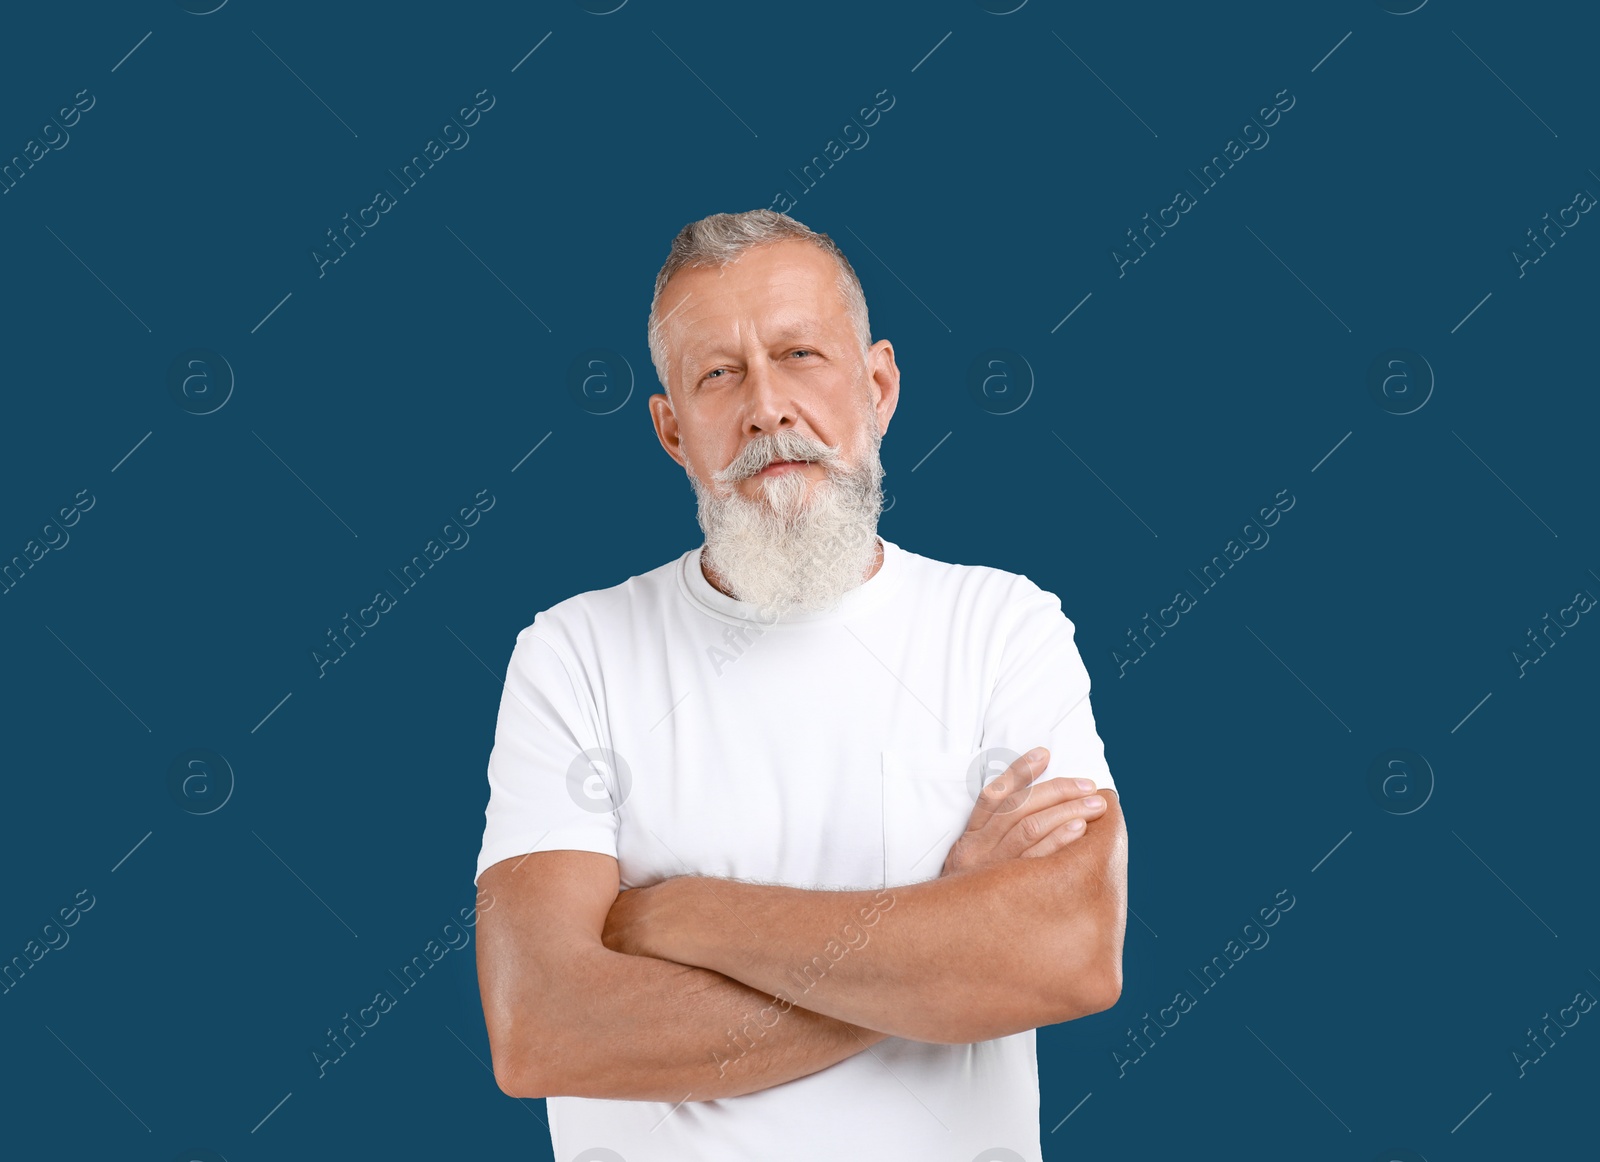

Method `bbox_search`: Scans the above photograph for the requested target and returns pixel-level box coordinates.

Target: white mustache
[714,437,840,485]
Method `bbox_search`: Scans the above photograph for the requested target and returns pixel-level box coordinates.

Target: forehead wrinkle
[679,317,828,362]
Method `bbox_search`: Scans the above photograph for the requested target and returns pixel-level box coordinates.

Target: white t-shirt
[475,536,1118,1162]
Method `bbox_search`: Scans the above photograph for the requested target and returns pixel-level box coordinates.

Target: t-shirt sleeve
[474,627,619,885]
[981,580,1119,798]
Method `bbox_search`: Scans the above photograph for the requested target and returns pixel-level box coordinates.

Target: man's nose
[742,355,798,436]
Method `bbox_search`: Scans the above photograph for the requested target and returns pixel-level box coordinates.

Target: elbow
[490,1041,548,1100]
[928,981,1110,1044]
[1084,960,1122,1016]
[485,1009,563,1099]
[1041,934,1124,1025]
[489,1014,608,1100]
[1036,969,1119,1029]
[482,975,582,1098]
[1044,885,1127,1022]
[1073,941,1125,1019]
[494,1067,540,1101]
[1085,937,1124,1015]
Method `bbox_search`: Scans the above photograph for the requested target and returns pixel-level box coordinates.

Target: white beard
[687,415,885,621]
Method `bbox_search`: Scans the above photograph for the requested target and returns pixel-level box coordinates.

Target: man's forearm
[515,942,890,1102]
[631,795,1127,1044]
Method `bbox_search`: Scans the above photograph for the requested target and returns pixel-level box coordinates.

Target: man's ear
[648,392,688,470]
[867,339,901,435]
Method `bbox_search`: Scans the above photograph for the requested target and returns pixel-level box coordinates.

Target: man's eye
[791,349,814,358]
[703,368,725,380]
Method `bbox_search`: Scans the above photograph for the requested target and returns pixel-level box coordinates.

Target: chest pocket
[881,748,980,888]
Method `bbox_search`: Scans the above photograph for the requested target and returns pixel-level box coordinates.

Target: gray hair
[646,209,871,398]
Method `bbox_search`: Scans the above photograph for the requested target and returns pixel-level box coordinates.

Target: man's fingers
[1006,775,1101,819]
[1019,788,1119,859]
[965,749,1049,832]
[941,746,1109,875]
[1000,793,1106,857]
[966,766,1100,843]
[1018,817,1088,859]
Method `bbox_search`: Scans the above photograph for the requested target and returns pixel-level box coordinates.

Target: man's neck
[701,535,884,600]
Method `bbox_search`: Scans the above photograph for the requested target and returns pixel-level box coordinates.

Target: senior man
[474,209,1127,1162]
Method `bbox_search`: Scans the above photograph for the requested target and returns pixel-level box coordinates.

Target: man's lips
[755,459,808,477]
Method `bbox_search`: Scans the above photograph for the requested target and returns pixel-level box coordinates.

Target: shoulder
[892,541,1074,631]
[512,551,689,664]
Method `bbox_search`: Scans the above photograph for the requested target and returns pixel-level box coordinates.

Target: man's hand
[940,746,1108,877]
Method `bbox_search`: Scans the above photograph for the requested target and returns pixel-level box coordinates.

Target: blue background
[1,2,1594,1160]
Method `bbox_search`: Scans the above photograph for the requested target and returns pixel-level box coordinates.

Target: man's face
[648,238,900,506]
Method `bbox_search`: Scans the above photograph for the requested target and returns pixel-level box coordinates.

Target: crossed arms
[477,750,1128,1103]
